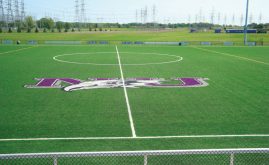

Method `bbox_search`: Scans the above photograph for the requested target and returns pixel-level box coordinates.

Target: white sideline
[1,148,269,157]
[0,46,37,55]
[0,134,269,142]
[115,45,137,137]
[192,46,269,66]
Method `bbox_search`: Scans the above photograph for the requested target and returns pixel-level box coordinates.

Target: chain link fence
[1,148,269,165]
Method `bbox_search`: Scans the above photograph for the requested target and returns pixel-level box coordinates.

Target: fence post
[144,154,148,165]
[53,156,58,165]
[230,153,234,165]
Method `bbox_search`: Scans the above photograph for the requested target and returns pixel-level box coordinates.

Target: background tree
[24,16,35,32]
[56,21,64,32]
[64,22,71,32]
[37,18,54,30]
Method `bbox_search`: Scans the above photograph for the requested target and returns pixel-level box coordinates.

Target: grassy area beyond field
[0,30,268,42]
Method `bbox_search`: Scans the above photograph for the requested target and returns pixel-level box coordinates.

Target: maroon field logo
[25,78,209,92]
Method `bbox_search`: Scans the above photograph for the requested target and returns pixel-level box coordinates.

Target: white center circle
[53,52,183,66]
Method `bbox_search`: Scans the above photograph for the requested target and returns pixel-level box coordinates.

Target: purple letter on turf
[146,78,209,88]
[25,78,82,88]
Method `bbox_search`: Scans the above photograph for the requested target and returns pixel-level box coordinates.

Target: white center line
[115,45,137,137]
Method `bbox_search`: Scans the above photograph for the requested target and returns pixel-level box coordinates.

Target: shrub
[0,27,2,33]
[72,28,75,32]
[27,28,31,33]
[35,28,39,33]
[43,28,47,33]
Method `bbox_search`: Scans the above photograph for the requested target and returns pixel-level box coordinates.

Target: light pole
[244,0,249,45]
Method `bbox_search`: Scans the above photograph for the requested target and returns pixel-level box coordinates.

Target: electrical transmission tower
[144,6,147,23]
[232,14,235,25]
[240,14,244,26]
[75,0,79,23]
[6,0,13,24]
[210,8,215,24]
[0,0,5,22]
[14,0,20,21]
[80,0,86,23]
[135,10,138,23]
[152,5,156,23]
[249,13,253,24]
[20,0,25,21]
[259,13,262,24]
[140,8,143,23]
[217,12,221,25]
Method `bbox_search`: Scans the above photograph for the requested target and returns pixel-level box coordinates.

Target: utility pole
[244,0,249,45]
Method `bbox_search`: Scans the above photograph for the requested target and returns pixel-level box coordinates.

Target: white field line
[115,45,137,137]
[0,134,269,142]
[192,46,269,66]
[0,46,38,55]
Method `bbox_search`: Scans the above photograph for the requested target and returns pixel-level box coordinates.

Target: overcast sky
[25,0,268,24]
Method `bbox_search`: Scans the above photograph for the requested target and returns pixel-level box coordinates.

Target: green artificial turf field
[0,45,269,154]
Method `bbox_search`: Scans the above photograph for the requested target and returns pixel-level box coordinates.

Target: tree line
[0,16,268,33]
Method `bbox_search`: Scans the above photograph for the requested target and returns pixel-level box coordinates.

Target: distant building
[225,29,257,33]
[215,29,222,33]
